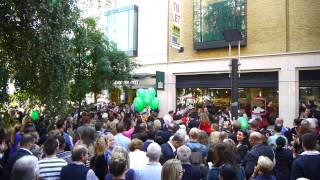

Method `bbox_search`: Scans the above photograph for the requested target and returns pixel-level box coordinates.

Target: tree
[0,0,79,118]
[70,17,136,105]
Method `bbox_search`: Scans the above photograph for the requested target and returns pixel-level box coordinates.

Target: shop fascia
[113,80,139,86]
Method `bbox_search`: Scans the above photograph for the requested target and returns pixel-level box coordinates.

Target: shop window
[105,5,138,56]
[176,87,278,121]
[193,0,247,50]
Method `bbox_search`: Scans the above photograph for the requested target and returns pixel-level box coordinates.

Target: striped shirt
[38,157,67,180]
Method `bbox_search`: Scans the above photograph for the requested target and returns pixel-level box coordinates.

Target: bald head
[249,132,264,146]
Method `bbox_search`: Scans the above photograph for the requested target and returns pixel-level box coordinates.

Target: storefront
[299,69,320,117]
[110,74,156,104]
[176,71,279,119]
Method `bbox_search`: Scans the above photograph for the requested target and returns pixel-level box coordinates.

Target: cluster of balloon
[133,88,160,112]
[30,111,40,122]
[237,116,249,130]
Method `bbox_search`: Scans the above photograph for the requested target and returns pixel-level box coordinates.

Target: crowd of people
[0,102,320,180]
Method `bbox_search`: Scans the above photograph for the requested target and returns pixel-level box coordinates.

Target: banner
[171,0,181,49]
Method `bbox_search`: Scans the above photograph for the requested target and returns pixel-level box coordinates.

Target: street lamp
[222,29,242,120]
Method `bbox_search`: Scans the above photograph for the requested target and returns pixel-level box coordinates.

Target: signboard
[171,0,181,49]
[156,71,165,90]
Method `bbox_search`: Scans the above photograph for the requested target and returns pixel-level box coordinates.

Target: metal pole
[228,43,231,57]
[238,40,241,78]
[231,58,239,120]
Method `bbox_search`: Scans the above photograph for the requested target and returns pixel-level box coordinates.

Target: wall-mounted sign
[156,71,165,90]
[171,0,181,49]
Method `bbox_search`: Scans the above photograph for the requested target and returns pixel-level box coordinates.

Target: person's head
[231,121,241,132]
[57,135,66,151]
[56,119,66,132]
[147,130,156,140]
[109,146,130,178]
[276,136,286,150]
[219,163,237,180]
[275,118,284,126]
[171,133,185,149]
[250,119,259,131]
[274,123,283,133]
[12,155,39,180]
[302,133,318,151]
[72,145,89,163]
[249,132,264,146]
[116,123,125,133]
[43,136,59,156]
[177,145,191,164]
[153,120,162,130]
[146,142,162,162]
[209,131,221,145]
[208,142,236,166]
[105,133,115,149]
[94,136,106,156]
[168,110,174,116]
[128,138,144,152]
[236,130,248,144]
[223,139,236,152]
[199,112,210,123]
[20,134,35,150]
[198,130,209,145]
[161,159,183,180]
[257,156,274,174]
[78,125,95,146]
[95,121,103,132]
[189,128,200,141]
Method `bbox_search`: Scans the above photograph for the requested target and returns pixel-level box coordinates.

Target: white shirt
[129,150,148,169]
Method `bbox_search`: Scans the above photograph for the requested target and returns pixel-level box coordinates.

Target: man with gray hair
[134,143,162,180]
[12,155,39,180]
[177,145,201,180]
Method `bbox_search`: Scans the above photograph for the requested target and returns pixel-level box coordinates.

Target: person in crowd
[6,133,35,173]
[186,128,208,162]
[105,146,134,180]
[57,119,73,151]
[143,130,155,151]
[223,138,236,152]
[273,136,293,180]
[56,135,72,164]
[128,138,148,169]
[209,131,228,147]
[163,110,174,129]
[235,130,249,164]
[219,163,237,180]
[11,155,39,180]
[248,119,260,133]
[188,111,200,130]
[199,112,212,135]
[160,133,184,164]
[134,142,162,180]
[90,136,109,180]
[228,121,241,144]
[114,123,131,150]
[243,132,274,179]
[177,145,202,180]
[9,122,22,155]
[274,118,288,136]
[76,125,96,158]
[0,128,9,179]
[291,133,320,180]
[198,130,209,146]
[268,123,288,149]
[207,142,245,180]
[161,159,183,180]
[122,114,135,139]
[105,133,115,157]
[60,145,98,180]
[131,122,147,142]
[250,156,276,180]
[38,136,67,179]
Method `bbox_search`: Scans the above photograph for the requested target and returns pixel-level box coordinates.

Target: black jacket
[274,148,293,180]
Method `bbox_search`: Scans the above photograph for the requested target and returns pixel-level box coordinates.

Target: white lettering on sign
[171,0,181,49]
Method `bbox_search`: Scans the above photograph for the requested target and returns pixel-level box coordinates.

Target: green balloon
[238,117,249,130]
[144,92,152,106]
[148,87,156,99]
[150,98,160,110]
[31,111,39,121]
[136,89,145,99]
[133,97,144,111]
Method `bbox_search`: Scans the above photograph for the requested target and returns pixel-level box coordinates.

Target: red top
[199,121,212,134]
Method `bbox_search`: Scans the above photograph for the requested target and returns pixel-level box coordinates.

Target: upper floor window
[105,5,138,56]
[193,0,247,50]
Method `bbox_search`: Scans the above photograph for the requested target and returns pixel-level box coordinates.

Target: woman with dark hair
[273,136,293,180]
[235,130,249,164]
[207,142,245,180]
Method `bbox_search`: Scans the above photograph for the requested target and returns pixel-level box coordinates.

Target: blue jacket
[207,165,245,180]
[160,143,175,164]
[60,163,89,180]
[291,154,320,180]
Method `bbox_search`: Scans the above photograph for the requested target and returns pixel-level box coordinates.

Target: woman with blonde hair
[199,113,213,134]
[90,136,107,180]
[161,159,183,180]
[250,156,276,180]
